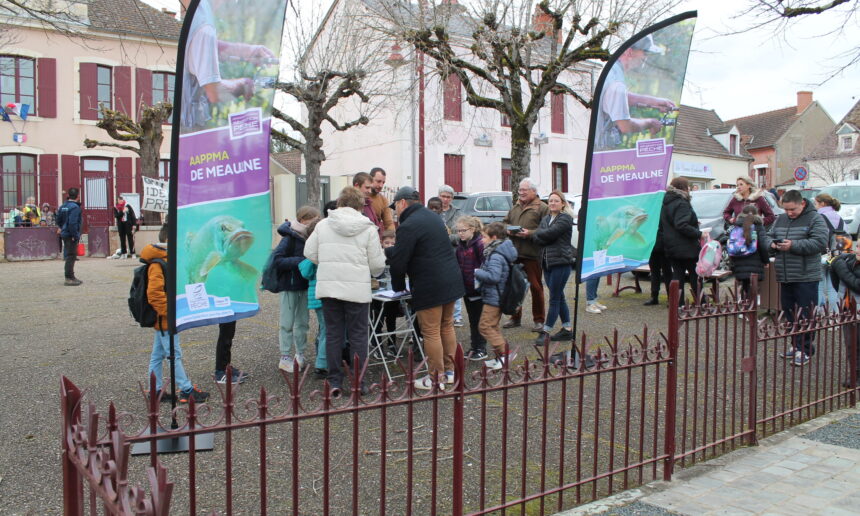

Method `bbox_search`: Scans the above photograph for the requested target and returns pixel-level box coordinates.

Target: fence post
[747,276,760,445]
[850,314,858,406]
[452,345,465,516]
[60,377,83,516]
[663,281,680,481]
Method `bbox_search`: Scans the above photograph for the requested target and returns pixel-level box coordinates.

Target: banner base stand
[131,430,215,455]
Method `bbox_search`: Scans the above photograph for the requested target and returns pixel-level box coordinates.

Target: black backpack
[129,258,167,327]
[496,253,529,316]
[260,236,296,293]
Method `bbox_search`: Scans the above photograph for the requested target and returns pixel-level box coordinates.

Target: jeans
[585,277,599,303]
[544,265,571,330]
[818,265,839,312]
[149,331,192,392]
[215,321,235,372]
[780,281,818,356]
[512,258,545,324]
[322,298,369,388]
[463,296,486,351]
[313,308,327,370]
[453,298,463,321]
[62,236,77,279]
[279,290,309,358]
[416,302,457,377]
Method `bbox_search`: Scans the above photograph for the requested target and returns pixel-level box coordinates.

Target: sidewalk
[560,406,860,516]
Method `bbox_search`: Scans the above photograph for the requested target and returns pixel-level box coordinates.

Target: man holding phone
[769,190,828,366]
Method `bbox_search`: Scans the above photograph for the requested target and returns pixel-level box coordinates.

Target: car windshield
[819,185,860,205]
[690,192,731,219]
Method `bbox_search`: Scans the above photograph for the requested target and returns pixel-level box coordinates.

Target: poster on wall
[577,12,697,282]
[169,0,287,333]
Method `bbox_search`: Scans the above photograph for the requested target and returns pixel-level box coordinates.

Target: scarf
[292,221,308,239]
[483,238,503,259]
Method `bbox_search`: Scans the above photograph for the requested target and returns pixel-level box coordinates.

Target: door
[81,157,113,232]
[296,175,331,211]
[444,154,463,192]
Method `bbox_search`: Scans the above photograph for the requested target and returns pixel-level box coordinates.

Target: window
[1,153,36,214]
[552,162,568,192]
[152,72,175,105]
[97,65,112,117]
[730,134,738,155]
[501,158,512,191]
[0,56,36,114]
[843,136,854,152]
[501,113,511,128]
[551,92,564,134]
[443,74,462,121]
[158,159,170,180]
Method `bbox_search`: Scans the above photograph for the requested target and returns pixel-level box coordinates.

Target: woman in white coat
[304,186,386,394]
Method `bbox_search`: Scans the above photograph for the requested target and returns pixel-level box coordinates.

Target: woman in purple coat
[455,216,487,360]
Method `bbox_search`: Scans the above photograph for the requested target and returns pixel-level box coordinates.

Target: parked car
[690,189,783,242]
[817,181,860,237]
[798,188,821,203]
[451,191,512,225]
[540,193,581,249]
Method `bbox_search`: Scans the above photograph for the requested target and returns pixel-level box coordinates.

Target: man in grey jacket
[769,190,828,366]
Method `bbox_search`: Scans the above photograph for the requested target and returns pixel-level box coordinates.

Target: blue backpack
[726,225,757,257]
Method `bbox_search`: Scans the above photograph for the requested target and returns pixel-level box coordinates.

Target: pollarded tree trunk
[510,122,534,198]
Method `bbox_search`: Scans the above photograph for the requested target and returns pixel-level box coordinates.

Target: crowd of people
[4,196,56,227]
[48,166,850,401]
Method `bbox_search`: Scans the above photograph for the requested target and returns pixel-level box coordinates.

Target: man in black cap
[386,186,465,390]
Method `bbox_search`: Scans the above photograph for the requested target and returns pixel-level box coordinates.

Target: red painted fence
[60,281,858,515]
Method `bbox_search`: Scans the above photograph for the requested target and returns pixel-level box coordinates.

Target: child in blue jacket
[475,222,518,370]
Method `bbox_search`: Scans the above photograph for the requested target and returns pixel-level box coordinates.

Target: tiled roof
[88,0,181,41]
[272,151,302,174]
[674,105,750,160]
[724,106,799,150]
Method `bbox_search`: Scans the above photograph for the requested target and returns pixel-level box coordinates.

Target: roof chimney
[797,91,813,114]
[533,8,561,44]
[161,7,177,17]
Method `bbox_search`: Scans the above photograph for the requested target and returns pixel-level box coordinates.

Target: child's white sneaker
[279,355,295,373]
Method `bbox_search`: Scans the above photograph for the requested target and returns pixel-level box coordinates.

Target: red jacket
[723,189,775,227]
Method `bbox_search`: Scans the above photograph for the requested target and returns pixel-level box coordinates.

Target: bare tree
[0,0,89,45]
[807,151,860,184]
[272,1,399,207]
[735,0,859,82]
[366,0,680,194]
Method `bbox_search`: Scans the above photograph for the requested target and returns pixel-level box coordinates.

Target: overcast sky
[142,0,859,123]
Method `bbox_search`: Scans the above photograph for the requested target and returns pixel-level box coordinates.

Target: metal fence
[60,281,858,515]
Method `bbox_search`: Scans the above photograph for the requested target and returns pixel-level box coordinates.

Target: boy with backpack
[476,222,519,370]
[726,205,771,298]
[140,224,209,403]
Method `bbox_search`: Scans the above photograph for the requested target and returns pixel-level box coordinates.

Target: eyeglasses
[456,228,471,233]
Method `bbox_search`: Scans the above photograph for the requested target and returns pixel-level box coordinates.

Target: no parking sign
[794,166,809,182]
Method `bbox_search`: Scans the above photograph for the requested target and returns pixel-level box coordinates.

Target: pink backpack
[695,235,722,277]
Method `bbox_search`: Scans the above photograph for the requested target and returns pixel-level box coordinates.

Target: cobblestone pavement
[560,408,860,516]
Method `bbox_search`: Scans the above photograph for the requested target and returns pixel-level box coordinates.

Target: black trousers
[62,236,77,279]
[648,249,672,300]
[323,298,369,388]
[463,296,487,351]
[780,281,818,356]
[118,223,135,255]
[371,299,399,338]
[216,321,236,372]
[670,258,698,304]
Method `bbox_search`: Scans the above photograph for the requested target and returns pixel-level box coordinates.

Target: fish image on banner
[577,13,697,282]
[169,0,288,332]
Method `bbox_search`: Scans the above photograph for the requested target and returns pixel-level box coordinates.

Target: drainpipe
[418,51,426,202]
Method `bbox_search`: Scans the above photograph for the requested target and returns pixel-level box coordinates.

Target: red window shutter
[36,58,57,118]
[501,168,512,192]
[79,63,99,120]
[135,68,152,120]
[61,155,81,196]
[561,163,568,192]
[115,157,133,197]
[551,92,564,134]
[114,66,132,117]
[444,154,463,192]
[135,158,142,194]
[39,154,59,207]
[443,75,462,121]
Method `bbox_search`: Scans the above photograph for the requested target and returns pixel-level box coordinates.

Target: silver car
[817,181,860,237]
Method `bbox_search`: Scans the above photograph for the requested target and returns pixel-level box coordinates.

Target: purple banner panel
[4,227,60,261]
[177,118,271,207]
[587,144,673,200]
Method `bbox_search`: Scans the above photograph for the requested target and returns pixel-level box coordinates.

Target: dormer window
[730,134,738,155]
[842,136,853,152]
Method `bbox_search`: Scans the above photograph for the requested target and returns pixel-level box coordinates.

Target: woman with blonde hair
[723,176,775,227]
[454,215,487,360]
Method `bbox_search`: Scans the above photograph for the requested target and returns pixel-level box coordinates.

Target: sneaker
[485,351,517,371]
[594,302,608,311]
[780,347,797,359]
[294,354,306,372]
[444,371,455,384]
[453,318,464,327]
[585,304,602,314]
[414,375,445,391]
[465,349,488,361]
[530,322,545,333]
[314,368,328,379]
[792,351,810,367]
[178,385,210,403]
[279,355,295,373]
[643,298,659,306]
[214,369,248,384]
[64,278,82,286]
[502,319,521,329]
[550,328,574,342]
[534,332,550,346]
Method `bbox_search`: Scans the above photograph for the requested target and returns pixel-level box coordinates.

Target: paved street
[561,408,860,516]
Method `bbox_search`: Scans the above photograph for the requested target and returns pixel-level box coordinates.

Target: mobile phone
[506,225,523,233]
[773,239,785,244]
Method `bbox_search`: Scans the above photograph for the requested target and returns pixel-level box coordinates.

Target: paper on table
[376,289,409,299]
